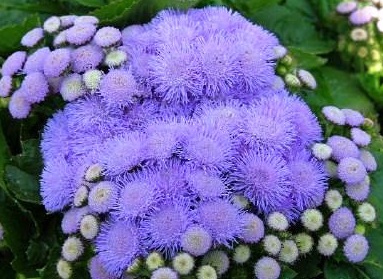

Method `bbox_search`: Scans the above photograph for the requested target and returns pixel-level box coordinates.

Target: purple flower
[349,8,373,25]
[337,157,367,184]
[239,213,265,244]
[254,257,281,279]
[61,206,90,234]
[71,44,104,73]
[88,181,118,213]
[328,207,356,239]
[342,108,364,126]
[8,89,31,119]
[21,27,44,47]
[96,220,141,276]
[40,158,77,212]
[21,72,49,103]
[121,24,146,46]
[43,48,71,77]
[288,151,327,210]
[66,23,97,45]
[0,75,12,97]
[99,132,145,176]
[197,199,242,246]
[327,135,360,161]
[181,225,212,256]
[188,170,226,200]
[88,255,117,279]
[94,27,122,47]
[233,149,291,214]
[322,106,346,125]
[240,94,297,152]
[336,1,357,14]
[60,15,78,28]
[346,177,370,201]
[140,199,194,256]
[150,42,203,103]
[343,234,369,263]
[2,51,26,76]
[23,47,50,74]
[351,128,371,146]
[359,149,377,172]
[74,15,99,25]
[180,125,233,170]
[151,268,178,279]
[99,69,142,108]
[115,177,158,219]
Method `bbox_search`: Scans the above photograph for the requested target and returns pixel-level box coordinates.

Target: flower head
[181,225,212,256]
[263,235,281,256]
[324,189,343,211]
[60,15,77,27]
[104,49,128,68]
[202,250,230,275]
[66,23,97,45]
[336,1,357,14]
[327,136,359,161]
[301,209,323,231]
[254,257,281,279]
[88,255,115,279]
[88,181,117,213]
[21,27,44,47]
[351,128,371,147]
[2,51,26,76]
[172,253,194,275]
[43,48,71,78]
[295,233,314,254]
[359,149,377,172]
[62,236,84,262]
[151,267,178,279]
[337,157,367,185]
[57,259,72,279]
[312,143,332,160]
[233,149,291,214]
[233,245,251,264]
[318,233,338,256]
[350,28,368,42]
[43,16,61,33]
[146,252,164,270]
[297,69,316,89]
[23,47,50,74]
[94,27,122,47]
[279,240,299,264]
[197,265,217,279]
[342,109,364,126]
[60,73,87,101]
[240,213,265,243]
[188,170,226,200]
[267,212,289,231]
[96,220,141,276]
[357,202,376,222]
[322,106,346,125]
[80,214,99,239]
[71,44,104,73]
[74,15,99,25]
[343,234,369,263]
[83,69,103,91]
[328,207,356,239]
[346,176,370,202]
[349,8,373,25]
[21,72,49,103]
[61,206,89,234]
[0,75,12,97]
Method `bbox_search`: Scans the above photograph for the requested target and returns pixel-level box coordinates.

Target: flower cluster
[1,6,378,279]
[336,0,383,72]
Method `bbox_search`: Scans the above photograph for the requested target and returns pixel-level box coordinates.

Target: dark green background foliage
[0,0,382,278]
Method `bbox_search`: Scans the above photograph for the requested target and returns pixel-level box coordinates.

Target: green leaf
[26,240,49,266]
[90,0,138,26]
[289,47,327,69]
[251,1,334,54]
[281,265,298,279]
[0,14,40,56]
[5,165,41,204]
[12,139,43,176]
[74,0,106,7]
[324,261,359,279]
[0,188,38,276]
[362,228,383,279]
[304,67,376,116]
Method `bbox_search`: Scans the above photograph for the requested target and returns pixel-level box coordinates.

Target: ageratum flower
[1,51,26,76]
[23,47,50,74]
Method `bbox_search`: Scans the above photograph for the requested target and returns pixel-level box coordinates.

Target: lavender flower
[336,1,357,14]
[240,213,265,243]
[202,250,230,275]
[71,44,104,73]
[337,157,367,184]
[322,106,346,125]
[359,149,377,172]
[188,170,226,200]
[181,225,212,256]
[66,23,97,45]
[96,220,141,276]
[351,128,371,146]
[60,15,77,28]
[349,8,373,25]
[327,136,360,161]
[1,51,26,76]
[345,176,370,202]
[21,27,44,47]
[44,48,71,78]
[233,149,291,214]
[8,89,31,119]
[21,72,49,103]
[23,47,50,74]
[151,267,178,279]
[43,16,61,33]
[61,206,89,234]
[197,199,242,246]
[341,109,364,126]
[328,207,356,239]
[254,257,281,279]
[343,234,369,263]
[0,76,12,97]
[88,255,117,279]
[60,73,87,101]
[74,15,99,25]
[94,27,122,47]
[88,181,117,213]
